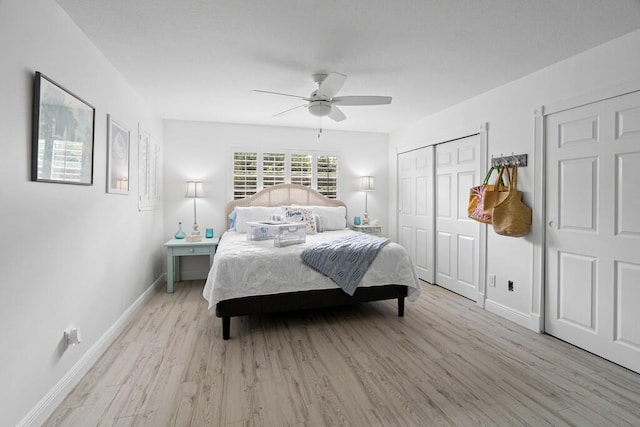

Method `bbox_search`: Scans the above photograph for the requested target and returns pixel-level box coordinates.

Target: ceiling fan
[252,72,392,123]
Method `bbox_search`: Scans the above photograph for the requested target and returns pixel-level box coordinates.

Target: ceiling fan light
[308,100,332,117]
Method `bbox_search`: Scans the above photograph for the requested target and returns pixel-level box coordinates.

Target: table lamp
[359,176,375,225]
[185,180,203,241]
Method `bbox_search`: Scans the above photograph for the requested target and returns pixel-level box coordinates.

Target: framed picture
[138,125,161,211]
[31,71,95,185]
[107,115,130,194]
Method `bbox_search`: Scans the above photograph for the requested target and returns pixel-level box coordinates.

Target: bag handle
[482,165,505,186]
[493,165,511,188]
[509,164,519,192]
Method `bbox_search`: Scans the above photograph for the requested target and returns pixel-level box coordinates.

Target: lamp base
[188,221,202,242]
[187,232,202,242]
[363,212,370,225]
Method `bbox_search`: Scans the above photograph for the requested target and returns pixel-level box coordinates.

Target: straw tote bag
[492,165,532,237]
[468,165,505,224]
[481,165,512,222]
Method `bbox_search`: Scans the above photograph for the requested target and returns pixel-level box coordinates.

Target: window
[317,155,338,198]
[233,152,258,199]
[290,154,312,187]
[232,150,338,199]
[262,152,286,187]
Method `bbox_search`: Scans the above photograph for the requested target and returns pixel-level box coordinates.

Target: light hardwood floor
[46,281,640,426]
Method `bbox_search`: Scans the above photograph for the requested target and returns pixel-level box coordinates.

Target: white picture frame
[106,115,130,194]
[138,125,161,210]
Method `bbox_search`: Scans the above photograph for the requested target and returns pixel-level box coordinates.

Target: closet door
[434,136,481,301]
[545,90,640,373]
[398,147,434,282]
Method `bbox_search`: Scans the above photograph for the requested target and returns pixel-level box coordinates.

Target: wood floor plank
[45,280,640,426]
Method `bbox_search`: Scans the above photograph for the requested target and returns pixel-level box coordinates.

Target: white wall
[388,29,640,326]
[0,0,164,425]
[163,120,388,279]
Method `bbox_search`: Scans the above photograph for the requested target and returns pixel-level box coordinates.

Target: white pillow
[314,214,323,233]
[294,205,346,231]
[234,206,285,233]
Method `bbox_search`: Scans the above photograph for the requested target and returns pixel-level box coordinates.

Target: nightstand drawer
[349,224,382,236]
[172,245,212,256]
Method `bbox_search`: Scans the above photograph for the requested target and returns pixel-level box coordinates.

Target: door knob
[548,220,556,229]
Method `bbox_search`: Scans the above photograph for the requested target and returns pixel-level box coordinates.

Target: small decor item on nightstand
[174,222,186,239]
[186,233,202,242]
[354,216,361,226]
[206,228,214,238]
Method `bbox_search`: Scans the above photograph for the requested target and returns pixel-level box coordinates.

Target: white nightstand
[349,224,382,236]
[164,237,219,293]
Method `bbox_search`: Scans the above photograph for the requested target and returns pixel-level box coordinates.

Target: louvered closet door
[434,135,481,301]
[545,90,640,374]
[398,147,434,283]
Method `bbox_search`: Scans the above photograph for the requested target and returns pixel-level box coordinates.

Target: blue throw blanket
[300,233,390,296]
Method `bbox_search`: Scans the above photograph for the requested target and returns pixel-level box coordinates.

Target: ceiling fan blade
[272,103,308,118]
[328,105,346,122]
[316,72,347,99]
[332,96,392,106]
[252,89,310,101]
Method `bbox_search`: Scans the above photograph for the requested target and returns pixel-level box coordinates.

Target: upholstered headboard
[225,183,347,228]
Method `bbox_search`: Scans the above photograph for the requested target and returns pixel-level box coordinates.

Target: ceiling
[56,0,640,134]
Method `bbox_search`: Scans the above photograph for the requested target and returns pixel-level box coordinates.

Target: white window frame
[231,148,340,199]
[232,151,258,200]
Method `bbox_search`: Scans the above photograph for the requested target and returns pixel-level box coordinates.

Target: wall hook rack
[491,153,528,167]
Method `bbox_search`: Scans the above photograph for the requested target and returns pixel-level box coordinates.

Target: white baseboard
[475,292,485,308]
[529,313,543,333]
[484,299,530,329]
[18,275,164,427]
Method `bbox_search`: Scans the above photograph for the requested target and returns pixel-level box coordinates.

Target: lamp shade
[185,181,204,198]
[359,176,375,191]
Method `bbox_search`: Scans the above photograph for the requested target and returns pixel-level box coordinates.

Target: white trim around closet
[531,78,640,333]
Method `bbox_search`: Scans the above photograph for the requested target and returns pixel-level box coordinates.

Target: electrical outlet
[508,280,514,292]
[64,327,82,349]
[488,274,496,287]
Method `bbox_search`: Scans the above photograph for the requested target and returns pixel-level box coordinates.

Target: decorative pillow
[234,206,286,233]
[228,210,237,231]
[284,207,316,234]
[314,214,323,233]
[293,205,346,231]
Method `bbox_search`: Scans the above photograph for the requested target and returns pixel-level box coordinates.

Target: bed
[203,184,421,339]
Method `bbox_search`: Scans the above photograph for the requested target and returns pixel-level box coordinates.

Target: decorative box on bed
[246,221,306,246]
[204,183,421,340]
[246,222,274,241]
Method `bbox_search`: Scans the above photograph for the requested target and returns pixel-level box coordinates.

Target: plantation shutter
[262,153,285,188]
[232,151,338,199]
[233,152,258,199]
[291,154,312,187]
[317,155,338,198]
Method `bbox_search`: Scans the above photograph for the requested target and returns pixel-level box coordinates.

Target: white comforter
[203,229,421,310]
